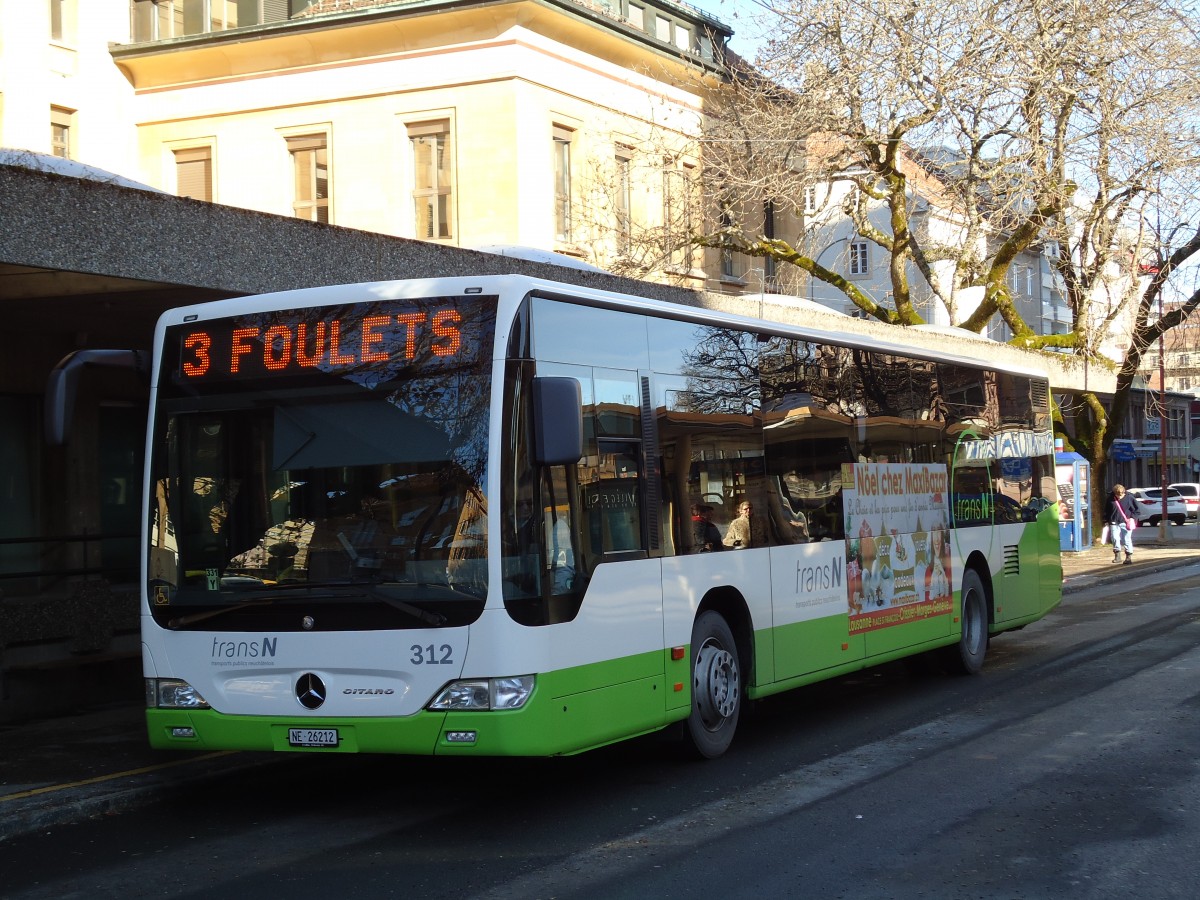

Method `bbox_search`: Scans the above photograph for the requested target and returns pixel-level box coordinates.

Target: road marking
[0,752,237,803]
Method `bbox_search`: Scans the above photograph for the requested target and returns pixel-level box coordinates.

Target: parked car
[1168,482,1200,520]
[1127,487,1188,526]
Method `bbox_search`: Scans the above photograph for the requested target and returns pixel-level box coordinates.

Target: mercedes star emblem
[295,673,326,710]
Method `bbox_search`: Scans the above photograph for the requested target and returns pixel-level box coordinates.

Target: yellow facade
[2,0,735,286]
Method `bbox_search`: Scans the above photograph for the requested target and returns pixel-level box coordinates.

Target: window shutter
[174,147,212,202]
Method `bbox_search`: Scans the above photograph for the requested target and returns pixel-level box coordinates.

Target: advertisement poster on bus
[842,462,954,633]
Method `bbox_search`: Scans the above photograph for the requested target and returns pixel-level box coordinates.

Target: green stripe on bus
[147,649,685,757]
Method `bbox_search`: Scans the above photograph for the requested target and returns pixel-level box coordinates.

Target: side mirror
[532,376,583,466]
[45,349,149,445]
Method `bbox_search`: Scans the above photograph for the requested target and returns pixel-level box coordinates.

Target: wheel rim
[694,638,739,730]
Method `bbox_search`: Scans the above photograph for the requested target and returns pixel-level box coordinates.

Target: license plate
[288,727,339,748]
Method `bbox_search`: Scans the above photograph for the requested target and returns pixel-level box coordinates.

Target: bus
[53,274,1062,758]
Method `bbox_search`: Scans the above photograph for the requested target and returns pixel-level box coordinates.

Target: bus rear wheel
[686,611,742,759]
[945,568,988,675]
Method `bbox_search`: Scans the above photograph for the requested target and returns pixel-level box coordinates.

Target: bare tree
[697,0,1200,525]
[572,128,709,287]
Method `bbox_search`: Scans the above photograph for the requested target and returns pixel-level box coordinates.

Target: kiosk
[1055,451,1092,552]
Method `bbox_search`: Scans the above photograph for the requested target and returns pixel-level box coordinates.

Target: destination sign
[168,296,495,386]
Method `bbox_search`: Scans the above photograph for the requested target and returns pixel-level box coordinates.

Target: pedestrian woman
[1103,484,1138,565]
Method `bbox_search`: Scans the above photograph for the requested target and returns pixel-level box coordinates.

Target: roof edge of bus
[152,274,1052,380]
[519,279,1052,380]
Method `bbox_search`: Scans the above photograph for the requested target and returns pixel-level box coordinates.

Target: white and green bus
[105,274,1062,758]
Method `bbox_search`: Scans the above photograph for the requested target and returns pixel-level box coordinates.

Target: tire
[685,611,742,759]
[1171,515,1186,526]
[944,569,988,675]
[1149,516,1161,527]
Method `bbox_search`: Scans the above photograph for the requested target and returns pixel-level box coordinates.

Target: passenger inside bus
[722,500,766,548]
[690,504,723,552]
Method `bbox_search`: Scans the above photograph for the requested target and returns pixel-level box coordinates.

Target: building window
[803,184,827,215]
[615,145,632,255]
[50,107,74,159]
[131,1,247,42]
[50,0,68,41]
[849,240,869,276]
[656,15,671,42]
[719,207,738,280]
[674,24,692,52]
[133,1,177,41]
[212,0,238,29]
[627,3,644,29]
[553,125,573,243]
[288,134,329,223]
[174,146,212,201]
[664,160,698,270]
[409,120,453,240]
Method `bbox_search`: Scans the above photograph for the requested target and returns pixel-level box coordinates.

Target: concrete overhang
[0,157,696,321]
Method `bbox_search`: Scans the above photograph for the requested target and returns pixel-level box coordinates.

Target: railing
[0,534,139,589]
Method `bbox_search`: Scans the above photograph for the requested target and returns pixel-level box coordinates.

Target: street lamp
[1159,288,1168,540]
[1150,215,1188,539]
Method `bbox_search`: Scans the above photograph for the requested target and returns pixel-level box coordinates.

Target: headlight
[147,678,210,710]
[429,679,489,710]
[491,676,535,709]
[428,675,534,711]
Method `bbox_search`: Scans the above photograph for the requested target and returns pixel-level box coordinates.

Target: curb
[0,750,279,843]
[1062,556,1200,594]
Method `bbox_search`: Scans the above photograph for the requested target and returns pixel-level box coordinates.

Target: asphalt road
[1,565,1198,899]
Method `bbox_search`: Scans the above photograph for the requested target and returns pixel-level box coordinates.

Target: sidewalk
[2,533,1199,844]
[1057,525,1200,591]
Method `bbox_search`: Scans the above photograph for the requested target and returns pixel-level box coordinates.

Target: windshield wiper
[167,596,280,629]
[357,584,448,626]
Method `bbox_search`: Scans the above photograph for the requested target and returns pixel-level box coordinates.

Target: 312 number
[410,643,454,665]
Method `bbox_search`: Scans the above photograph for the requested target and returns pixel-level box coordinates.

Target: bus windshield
[146,295,496,631]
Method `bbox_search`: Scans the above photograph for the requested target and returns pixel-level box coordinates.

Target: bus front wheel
[945,569,988,675]
[686,611,742,758]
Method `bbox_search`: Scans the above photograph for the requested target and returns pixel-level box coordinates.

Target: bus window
[654,374,763,554]
[761,337,853,543]
[851,349,918,464]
